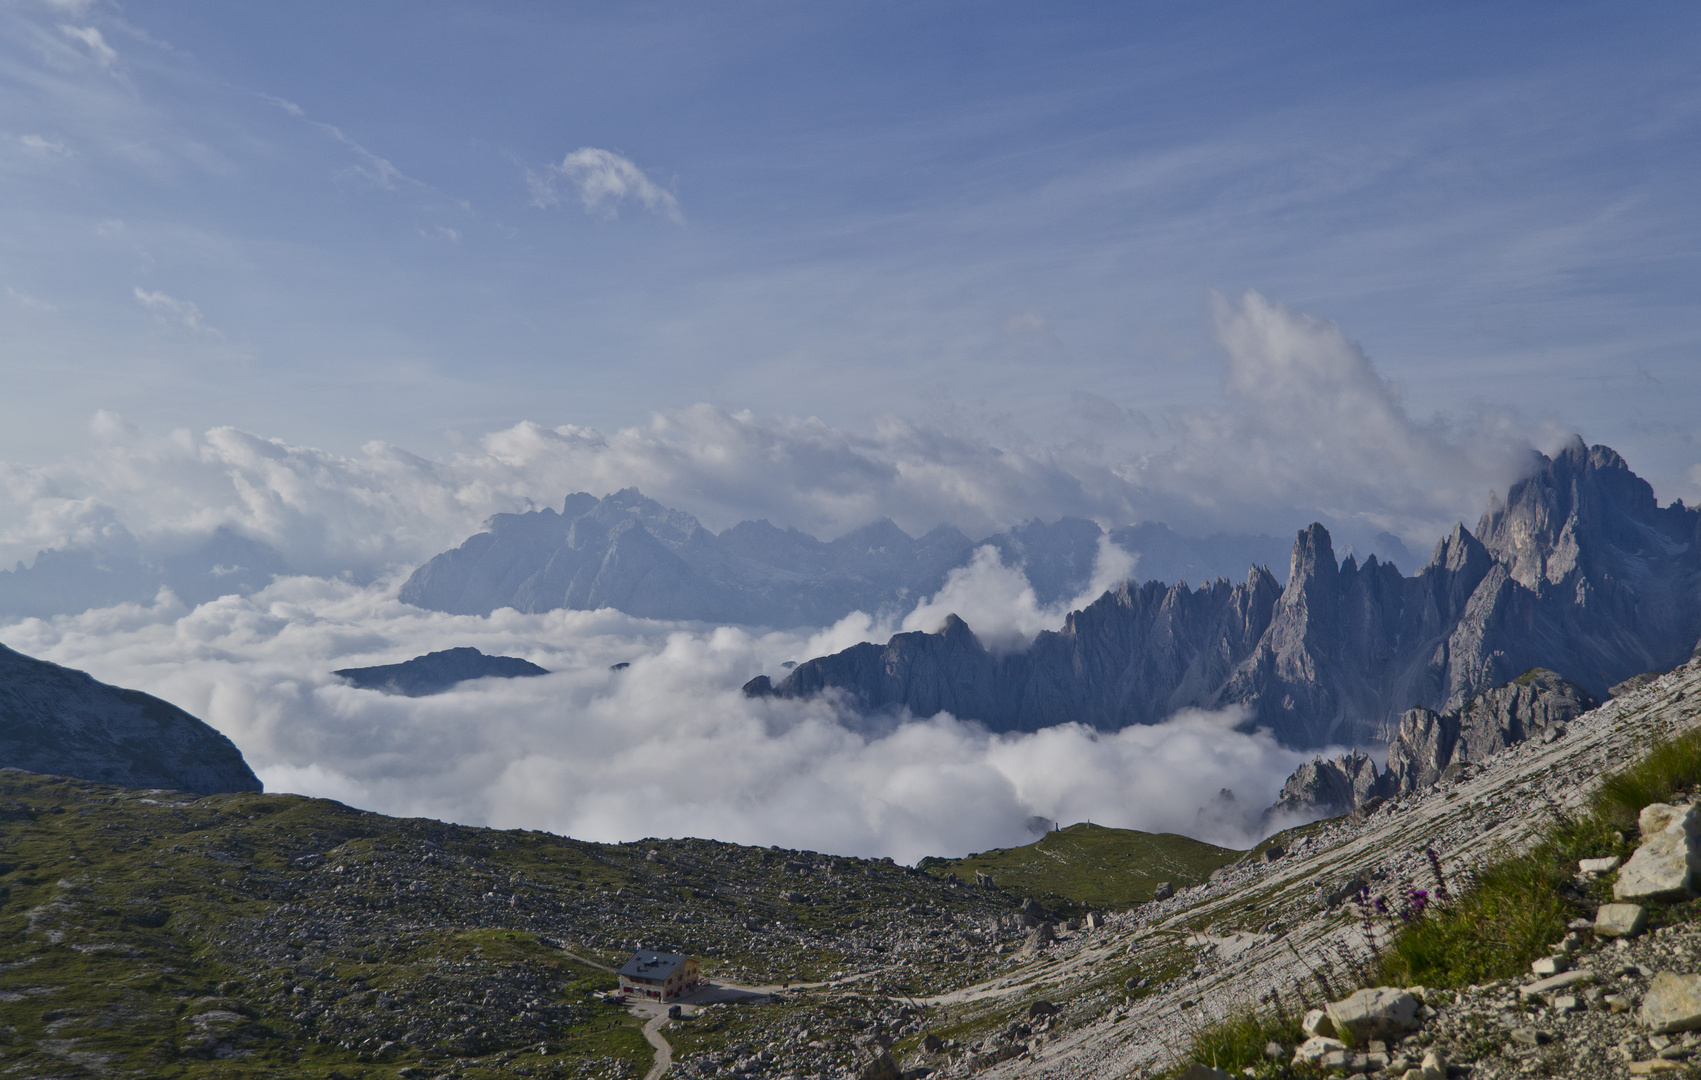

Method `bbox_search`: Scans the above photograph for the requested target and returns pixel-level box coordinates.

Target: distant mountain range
[398,488,1306,627]
[334,647,549,697]
[749,439,1701,749]
[0,525,290,620]
[0,642,259,794]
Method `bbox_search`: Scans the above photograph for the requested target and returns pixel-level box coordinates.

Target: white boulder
[1324,987,1421,1044]
[1615,804,1701,902]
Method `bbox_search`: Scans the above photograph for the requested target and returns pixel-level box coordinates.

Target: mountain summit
[752,439,1701,748]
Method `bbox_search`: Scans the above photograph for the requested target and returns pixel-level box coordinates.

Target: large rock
[0,643,260,795]
[1595,903,1647,938]
[1323,987,1421,1044]
[1642,972,1701,1034]
[1269,751,1381,818]
[1615,804,1701,901]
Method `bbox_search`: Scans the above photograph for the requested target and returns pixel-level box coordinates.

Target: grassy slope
[919,822,1240,909]
[0,771,1007,1079]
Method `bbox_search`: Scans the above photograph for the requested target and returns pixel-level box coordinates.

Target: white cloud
[133,286,217,335]
[0,578,1308,859]
[57,23,116,67]
[898,534,1135,651]
[530,147,683,222]
[6,286,55,311]
[1142,290,1541,545]
[18,134,72,157]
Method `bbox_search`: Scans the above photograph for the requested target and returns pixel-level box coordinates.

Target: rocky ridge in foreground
[0,641,259,796]
[955,654,1701,1080]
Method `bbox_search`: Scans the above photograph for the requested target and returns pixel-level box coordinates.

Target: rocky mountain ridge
[397,488,1299,628]
[0,641,260,794]
[753,439,1701,748]
[1271,668,1600,818]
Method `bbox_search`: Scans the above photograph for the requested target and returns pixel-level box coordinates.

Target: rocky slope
[755,439,1701,748]
[397,488,1298,628]
[333,647,550,697]
[0,641,260,795]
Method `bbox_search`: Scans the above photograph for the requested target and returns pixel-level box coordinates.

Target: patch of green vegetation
[1165,1007,1311,1078]
[0,770,1007,1078]
[1382,724,1701,988]
[918,822,1238,908]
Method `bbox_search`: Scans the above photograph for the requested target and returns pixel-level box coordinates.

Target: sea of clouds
[0,558,1319,863]
[0,293,1556,861]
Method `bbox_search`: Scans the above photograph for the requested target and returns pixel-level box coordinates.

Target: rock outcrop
[756,439,1698,748]
[0,642,260,794]
[333,647,550,697]
[1269,669,1597,818]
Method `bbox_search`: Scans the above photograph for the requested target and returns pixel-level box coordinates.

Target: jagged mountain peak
[760,440,1701,748]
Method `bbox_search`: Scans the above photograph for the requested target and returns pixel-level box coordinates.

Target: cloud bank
[0,292,1548,584]
[0,574,1309,861]
[0,292,1560,861]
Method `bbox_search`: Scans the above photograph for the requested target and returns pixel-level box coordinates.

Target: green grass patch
[1167,1007,1310,1078]
[1382,725,1701,988]
[919,822,1238,908]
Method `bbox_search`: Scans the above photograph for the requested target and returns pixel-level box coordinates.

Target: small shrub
[1172,1008,1308,1078]
[1591,727,1701,829]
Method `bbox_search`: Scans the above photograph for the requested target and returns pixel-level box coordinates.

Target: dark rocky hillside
[754,439,1701,749]
[0,643,259,795]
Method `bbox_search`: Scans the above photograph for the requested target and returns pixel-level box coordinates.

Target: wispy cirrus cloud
[57,23,116,67]
[259,94,413,191]
[17,134,72,157]
[529,147,682,222]
[134,287,218,336]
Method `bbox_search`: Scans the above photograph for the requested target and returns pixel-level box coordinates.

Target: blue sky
[2,0,1700,536]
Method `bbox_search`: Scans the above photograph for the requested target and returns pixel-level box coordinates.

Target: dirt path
[640,1013,672,1080]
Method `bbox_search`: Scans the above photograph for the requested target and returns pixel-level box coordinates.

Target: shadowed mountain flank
[0,642,260,794]
[753,439,1701,749]
[333,647,549,697]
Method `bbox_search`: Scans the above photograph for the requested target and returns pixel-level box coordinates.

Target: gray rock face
[333,647,549,697]
[1381,670,1598,796]
[0,642,260,794]
[1269,669,1595,818]
[1270,751,1381,819]
[761,439,1691,749]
